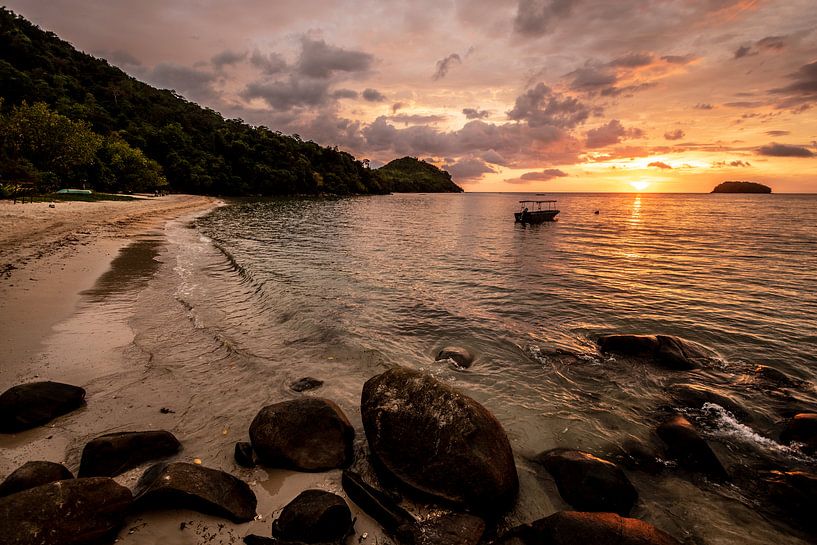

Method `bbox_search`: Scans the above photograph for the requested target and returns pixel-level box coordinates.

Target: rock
[530,511,679,545]
[536,448,638,515]
[342,469,414,532]
[762,470,817,532]
[780,413,817,453]
[0,477,132,545]
[753,365,801,387]
[235,441,256,467]
[0,461,73,497]
[272,490,354,543]
[78,430,181,477]
[656,415,728,480]
[290,377,324,392]
[606,438,665,475]
[361,367,518,514]
[134,462,257,522]
[667,383,750,420]
[0,381,86,432]
[435,346,475,369]
[397,513,485,545]
[249,398,354,471]
[598,334,714,370]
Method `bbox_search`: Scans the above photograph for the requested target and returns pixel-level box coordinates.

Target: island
[374,157,463,193]
[711,181,772,194]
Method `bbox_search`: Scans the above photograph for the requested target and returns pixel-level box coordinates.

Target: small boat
[515,200,559,223]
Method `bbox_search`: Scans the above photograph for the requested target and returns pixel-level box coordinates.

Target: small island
[374,157,464,193]
[711,181,772,194]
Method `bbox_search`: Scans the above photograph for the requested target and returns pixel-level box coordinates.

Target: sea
[33,193,817,544]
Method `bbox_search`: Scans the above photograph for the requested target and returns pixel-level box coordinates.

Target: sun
[630,181,650,191]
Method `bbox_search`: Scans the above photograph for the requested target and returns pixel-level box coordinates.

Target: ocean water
[11,192,817,544]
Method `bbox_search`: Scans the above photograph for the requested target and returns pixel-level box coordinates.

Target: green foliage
[95,135,168,192]
[374,157,463,193]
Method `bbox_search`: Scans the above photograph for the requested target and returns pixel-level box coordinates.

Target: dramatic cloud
[332,88,359,99]
[462,108,490,119]
[507,83,591,128]
[388,113,448,125]
[519,168,568,180]
[664,129,685,141]
[211,49,247,68]
[146,63,217,100]
[297,37,373,79]
[648,161,672,169]
[250,50,287,75]
[585,120,644,148]
[735,35,788,59]
[443,157,496,181]
[242,77,331,110]
[432,53,461,81]
[610,52,654,68]
[567,64,617,92]
[771,60,817,107]
[756,142,814,157]
[361,88,386,102]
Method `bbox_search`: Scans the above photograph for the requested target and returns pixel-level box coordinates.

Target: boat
[514,200,559,223]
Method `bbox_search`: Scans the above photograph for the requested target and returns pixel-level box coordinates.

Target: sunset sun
[630,181,650,191]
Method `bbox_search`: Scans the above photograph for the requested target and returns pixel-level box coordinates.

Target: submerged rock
[536,448,638,515]
[290,377,324,392]
[235,441,256,468]
[133,462,257,522]
[397,513,485,545]
[667,383,750,420]
[361,367,518,515]
[435,346,475,369]
[249,398,354,471]
[657,415,728,480]
[342,469,415,532]
[0,477,132,545]
[79,430,181,477]
[762,470,817,533]
[0,381,86,432]
[521,511,680,545]
[753,365,801,387]
[780,413,817,453]
[598,334,714,370]
[0,461,73,497]
[272,490,354,543]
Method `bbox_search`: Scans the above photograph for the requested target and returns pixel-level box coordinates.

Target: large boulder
[536,449,638,515]
[667,383,750,420]
[657,415,728,480]
[361,367,518,514]
[133,462,257,522]
[272,490,354,543]
[79,430,181,477]
[436,346,475,369]
[249,398,354,471]
[493,511,679,545]
[0,381,85,432]
[0,477,132,545]
[598,335,714,370]
[780,413,817,453]
[0,461,73,497]
[397,513,485,545]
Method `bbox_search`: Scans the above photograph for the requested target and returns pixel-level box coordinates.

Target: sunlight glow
[630,181,650,191]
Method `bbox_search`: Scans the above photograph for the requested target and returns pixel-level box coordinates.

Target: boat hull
[515,210,559,223]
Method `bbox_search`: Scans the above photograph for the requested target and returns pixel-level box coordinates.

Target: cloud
[242,76,331,109]
[735,35,788,59]
[443,157,496,181]
[332,88,359,99]
[712,160,751,167]
[733,45,754,59]
[514,0,573,36]
[771,60,817,107]
[610,52,654,67]
[211,49,247,68]
[519,168,568,180]
[661,54,697,65]
[648,161,672,169]
[146,63,217,100]
[462,108,490,119]
[567,64,617,92]
[765,130,790,137]
[296,37,373,78]
[756,142,814,157]
[387,113,449,125]
[250,50,287,75]
[507,83,591,129]
[432,53,462,80]
[694,103,715,110]
[361,88,387,102]
[103,49,141,67]
[585,119,644,148]
[391,102,405,113]
[664,129,684,140]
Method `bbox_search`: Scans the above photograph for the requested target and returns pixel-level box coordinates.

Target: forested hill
[375,157,463,193]
[0,8,456,196]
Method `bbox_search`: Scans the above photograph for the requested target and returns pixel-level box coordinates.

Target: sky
[7,0,817,192]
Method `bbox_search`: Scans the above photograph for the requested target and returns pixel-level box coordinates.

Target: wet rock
[342,469,414,532]
[235,441,256,468]
[249,398,354,471]
[0,477,132,545]
[667,383,750,420]
[657,415,728,480]
[290,377,324,392]
[536,448,638,515]
[762,470,817,533]
[607,438,665,475]
[134,462,257,522]
[79,430,181,477]
[272,490,354,543]
[0,461,73,497]
[435,346,475,369]
[598,334,714,370]
[397,513,485,545]
[754,365,801,387]
[525,511,679,545]
[361,367,518,515]
[0,381,86,432]
[780,413,817,453]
